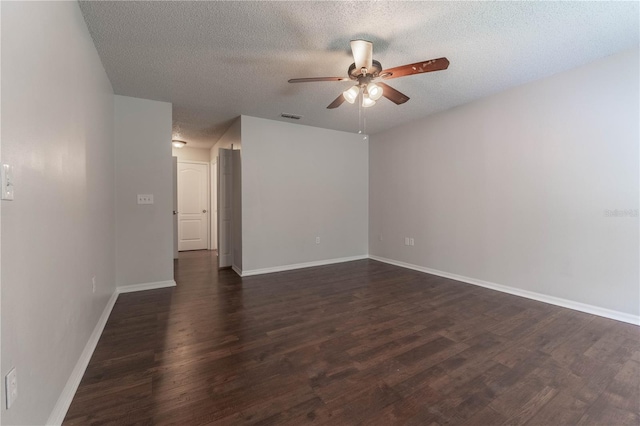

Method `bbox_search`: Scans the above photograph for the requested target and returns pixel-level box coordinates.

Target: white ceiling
[79,1,639,149]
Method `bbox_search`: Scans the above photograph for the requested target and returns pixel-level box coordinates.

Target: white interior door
[172,157,178,259]
[211,161,218,251]
[178,162,209,251]
[218,149,233,267]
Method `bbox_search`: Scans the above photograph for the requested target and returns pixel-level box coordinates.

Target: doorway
[177,161,209,251]
[217,147,242,271]
[218,148,232,267]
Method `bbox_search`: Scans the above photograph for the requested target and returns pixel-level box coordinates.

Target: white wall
[1,2,116,424]
[172,146,210,162]
[370,48,639,318]
[114,96,174,288]
[241,116,369,273]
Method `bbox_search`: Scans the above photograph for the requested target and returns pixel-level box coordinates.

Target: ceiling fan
[288,40,449,109]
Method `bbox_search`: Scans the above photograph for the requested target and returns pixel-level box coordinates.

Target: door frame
[172,156,178,259]
[210,160,217,251]
[177,160,210,251]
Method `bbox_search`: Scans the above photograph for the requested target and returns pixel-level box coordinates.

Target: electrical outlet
[5,368,17,409]
[409,238,415,246]
[137,194,154,205]
[404,237,410,246]
[1,163,14,201]
[315,236,320,244]
[92,276,96,293]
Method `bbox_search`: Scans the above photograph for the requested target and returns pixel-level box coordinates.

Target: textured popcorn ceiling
[80,1,639,148]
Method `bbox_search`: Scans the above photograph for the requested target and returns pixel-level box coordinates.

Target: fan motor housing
[348,60,383,79]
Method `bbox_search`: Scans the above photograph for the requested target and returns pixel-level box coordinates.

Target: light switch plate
[1,163,14,200]
[137,194,154,205]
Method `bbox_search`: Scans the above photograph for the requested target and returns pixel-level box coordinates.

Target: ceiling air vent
[281,113,302,120]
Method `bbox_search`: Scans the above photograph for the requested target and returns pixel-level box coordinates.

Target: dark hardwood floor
[64,251,640,425]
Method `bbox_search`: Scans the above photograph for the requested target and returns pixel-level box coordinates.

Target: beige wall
[1,2,116,424]
[369,48,639,319]
[114,96,174,288]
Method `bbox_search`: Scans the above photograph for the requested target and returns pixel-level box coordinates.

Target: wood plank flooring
[64,251,640,425]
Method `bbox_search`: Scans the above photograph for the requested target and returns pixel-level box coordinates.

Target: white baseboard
[241,254,369,277]
[116,280,176,293]
[369,255,640,326]
[46,291,119,426]
[232,264,242,277]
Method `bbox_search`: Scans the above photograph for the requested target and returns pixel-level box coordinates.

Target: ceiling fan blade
[350,40,373,72]
[326,94,346,109]
[288,77,349,83]
[378,82,410,105]
[380,57,450,80]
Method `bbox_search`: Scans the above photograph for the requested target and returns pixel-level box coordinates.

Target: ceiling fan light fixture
[362,93,376,108]
[172,139,187,148]
[367,83,383,101]
[343,86,359,104]
[288,39,449,110]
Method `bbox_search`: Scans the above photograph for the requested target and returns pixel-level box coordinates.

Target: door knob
[203,209,208,213]
[173,211,178,215]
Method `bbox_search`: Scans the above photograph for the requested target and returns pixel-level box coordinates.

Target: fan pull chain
[357,90,368,140]
[363,115,367,140]
[358,90,363,134]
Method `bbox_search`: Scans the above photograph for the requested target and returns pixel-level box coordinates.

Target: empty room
[1,1,638,425]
